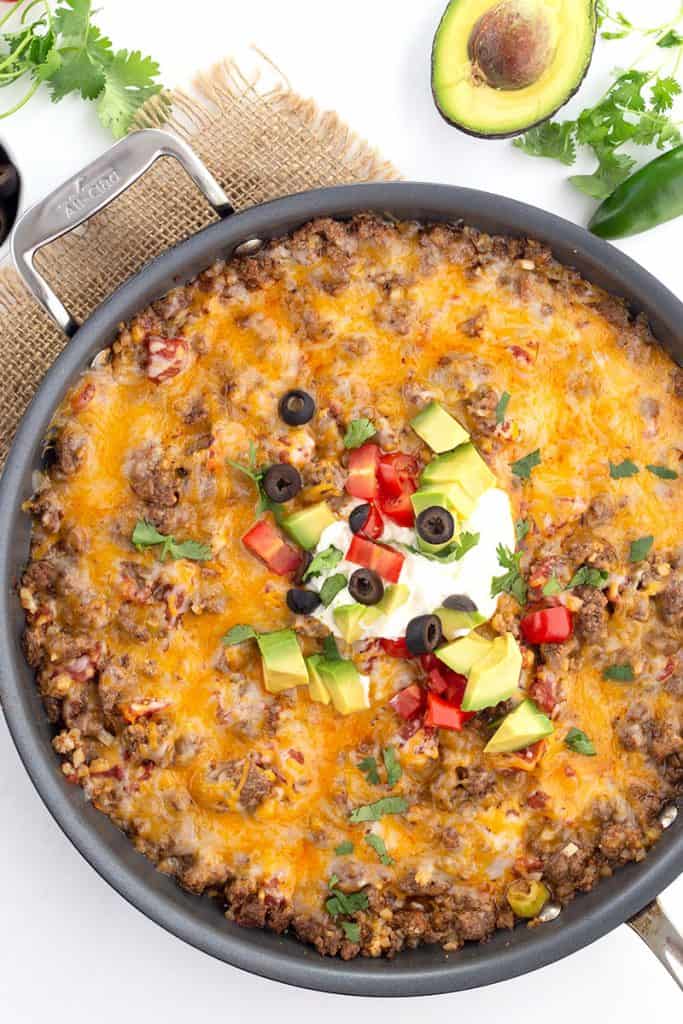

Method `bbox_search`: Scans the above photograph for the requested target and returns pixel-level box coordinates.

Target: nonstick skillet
[0,129,681,996]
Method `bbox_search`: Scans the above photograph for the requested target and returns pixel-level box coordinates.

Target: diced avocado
[257,629,309,694]
[282,502,335,550]
[375,584,410,617]
[318,658,369,715]
[410,401,469,453]
[462,633,522,711]
[436,631,491,674]
[306,654,330,705]
[420,444,495,519]
[436,605,487,639]
[484,698,553,754]
[334,604,369,643]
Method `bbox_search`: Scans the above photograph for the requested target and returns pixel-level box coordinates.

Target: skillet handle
[628,898,683,992]
[10,128,234,337]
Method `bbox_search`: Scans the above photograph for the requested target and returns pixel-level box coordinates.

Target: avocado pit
[468,0,554,91]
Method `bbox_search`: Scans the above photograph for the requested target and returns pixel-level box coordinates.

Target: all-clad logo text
[58,169,120,219]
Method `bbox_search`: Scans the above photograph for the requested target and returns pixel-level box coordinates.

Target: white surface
[0,0,681,1020]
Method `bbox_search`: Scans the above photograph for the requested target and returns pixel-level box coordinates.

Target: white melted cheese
[311,488,515,640]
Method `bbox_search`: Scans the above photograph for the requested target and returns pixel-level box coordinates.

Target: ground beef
[126,443,178,507]
[573,587,609,643]
[581,494,615,528]
[462,383,500,436]
[239,762,274,811]
[658,574,683,624]
[55,428,86,477]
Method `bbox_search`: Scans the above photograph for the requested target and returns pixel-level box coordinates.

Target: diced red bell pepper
[346,443,380,499]
[380,637,413,658]
[377,453,419,498]
[346,534,405,583]
[428,668,473,714]
[359,502,384,540]
[420,653,440,674]
[242,518,302,576]
[424,692,470,731]
[390,683,426,720]
[520,605,573,644]
[378,481,417,527]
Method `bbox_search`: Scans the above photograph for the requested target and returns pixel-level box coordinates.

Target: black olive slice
[262,463,302,503]
[405,614,443,655]
[349,503,371,534]
[279,389,315,426]
[416,506,455,546]
[443,594,478,613]
[286,588,321,615]
[348,568,384,606]
[293,551,313,585]
[0,163,18,200]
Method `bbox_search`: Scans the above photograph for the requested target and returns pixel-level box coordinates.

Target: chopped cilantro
[629,535,654,562]
[567,566,609,590]
[542,576,562,596]
[603,663,635,682]
[349,797,409,823]
[304,545,343,581]
[343,418,376,449]
[335,840,354,856]
[132,520,212,562]
[515,518,530,543]
[495,391,511,425]
[365,833,394,866]
[565,727,596,756]
[646,464,678,480]
[325,885,368,919]
[383,747,402,787]
[320,573,348,606]
[323,635,342,661]
[511,449,541,480]
[227,445,283,521]
[491,544,527,606]
[609,458,639,479]
[222,624,258,646]
[358,756,380,785]
[400,530,479,564]
[341,921,361,942]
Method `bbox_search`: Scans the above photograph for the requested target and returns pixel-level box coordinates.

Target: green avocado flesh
[431,0,597,138]
[461,631,521,711]
[436,631,491,674]
[410,401,469,453]
[257,629,309,693]
[420,443,495,519]
[282,502,335,550]
[484,698,553,753]
[317,658,368,715]
[436,605,487,639]
[306,654,331,704]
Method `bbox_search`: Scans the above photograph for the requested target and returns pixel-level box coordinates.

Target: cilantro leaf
[650,75,682,113]
[335,840,354,855]
[609,458,639,479]
[515,518,530,543]
[514,121,577,165]
[48,43,107,101]
[358,756,380,785]
[567,566,609,589]
[319,573,348,607]
[304,545,343,581]
[131,520,167,549]
[629,535,654,562]
[511,449,541,480]
[399,531,479,564]
[365,833,394,866]
[325,886,369,919]
[657,30,683,49]
[383,747,402,787]
[570,151,636,200]
[97,48,163,138]
[341,921,360,942]
[646,463,678,480]
[349,797,409,823]
[495,391,510,425]
[603,663,635,681]
[343,418,376,449]
[131,520,211,562]
[170,538,214,560]
[323,635,342,661]
[491,544,527,606]
[565,727,596,756]
[222,624,259,646]
[542,576,562,596]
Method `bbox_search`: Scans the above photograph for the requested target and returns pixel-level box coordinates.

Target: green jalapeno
[589,144,683,239]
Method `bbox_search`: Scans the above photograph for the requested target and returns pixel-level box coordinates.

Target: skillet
[0,128,681,996]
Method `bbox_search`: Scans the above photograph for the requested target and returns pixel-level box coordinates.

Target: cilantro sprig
[365,833,394,866]
[343,418,376,449]
[349,796,409,823]
[399,530,479,564]
[227,443,283,521]
[132,520,211,563]
[0,0,164,135]
[491,543,527,606]
[304,545,343,581]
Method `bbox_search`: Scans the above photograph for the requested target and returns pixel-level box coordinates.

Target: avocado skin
[430,0,597,140]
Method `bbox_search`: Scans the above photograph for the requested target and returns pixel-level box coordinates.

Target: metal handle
[629,898,683,991]
[10,128,233,337]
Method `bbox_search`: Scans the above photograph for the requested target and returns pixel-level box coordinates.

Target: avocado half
[431,0,597,139]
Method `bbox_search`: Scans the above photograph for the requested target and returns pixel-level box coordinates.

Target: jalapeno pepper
[589,144,683,239]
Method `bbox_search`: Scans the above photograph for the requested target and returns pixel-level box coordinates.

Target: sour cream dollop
[311,488,515,641]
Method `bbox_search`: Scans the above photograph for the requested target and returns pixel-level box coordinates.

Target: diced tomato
[242,518,303,576]
[378,481,417,527]
[346,535,404,583]
[520,605,573,644]
[359,502,384,540]
[420,653,440,674]
[346,443,380,499]
[390,683,426,721]
[427,669,473,717]
[380,637,412,658]
[377,453,419,498]
[424,692,469,731]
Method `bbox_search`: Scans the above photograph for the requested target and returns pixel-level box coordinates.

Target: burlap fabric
[0,58,399,465]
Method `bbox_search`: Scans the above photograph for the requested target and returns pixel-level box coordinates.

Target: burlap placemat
[0,57,399,466]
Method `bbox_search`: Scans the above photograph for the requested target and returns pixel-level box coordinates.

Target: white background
[0,0,681,1019]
